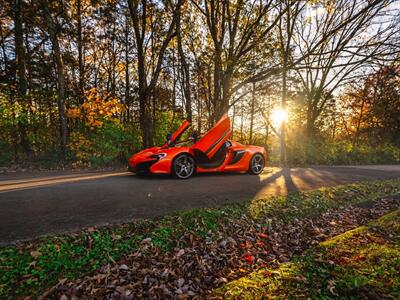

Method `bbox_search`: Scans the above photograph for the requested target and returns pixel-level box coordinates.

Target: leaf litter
[42,195,399,299]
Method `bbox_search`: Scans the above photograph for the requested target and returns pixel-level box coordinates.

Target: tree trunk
[128,0,182,148]
[212,58,232,122]
[231,104,236,139]
[14,0,26,97]
[41,1,68,160]
[139,90,154,148]
[136,30,153,147]
[0,23,8,74]
[176,12,192,122]
[353,97,366,145]
[220,66,233,118]
[136,24,153,148]
[249,82,256,144]
[14,0,31,159]
[212,47,222,122]
[265,96,270,146]
[24,25,33,91]
[280,62,287,166]
[240,103,244,142]
[76,0,84,103]
[306,104,316,138]
[124,13,130,122]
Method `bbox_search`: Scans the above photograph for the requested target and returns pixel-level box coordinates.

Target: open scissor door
[165,120,190,147]
[192,114,231,159]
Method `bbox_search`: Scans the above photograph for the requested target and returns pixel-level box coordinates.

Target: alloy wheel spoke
[178,166,187,176]
[176,156,193,178]
[252,156,263,173]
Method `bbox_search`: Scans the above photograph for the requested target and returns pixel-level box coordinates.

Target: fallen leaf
[243,254,255,263]
[257,233,269,239]
[327,279,337,295]
[30,251,41,258]
[119,264,129,271]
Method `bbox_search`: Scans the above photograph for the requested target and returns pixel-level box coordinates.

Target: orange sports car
[128,115,267,179]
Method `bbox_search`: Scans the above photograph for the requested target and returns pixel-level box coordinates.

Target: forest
[0,0,399,169]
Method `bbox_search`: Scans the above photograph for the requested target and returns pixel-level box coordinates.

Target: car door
[192,114,231,159]
[165,120,190,147]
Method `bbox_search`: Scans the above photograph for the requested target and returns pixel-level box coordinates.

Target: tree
[74,0,85,102]
[294,0,399,137]
[277,0,303,165]
[39,0,68,159]
[176,3,192,122]
[13,0,31,158]
[193,0,287,122]
[128,0,183,147]
[343,62,400,145]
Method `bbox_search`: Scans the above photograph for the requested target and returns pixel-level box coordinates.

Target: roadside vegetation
[1,1,400,171]
[214,210,400,299]
[1,179,399,298]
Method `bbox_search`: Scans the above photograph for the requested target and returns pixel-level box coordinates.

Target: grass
[213,210,400,299]
[249,178,400,221]
[0,179,399,298]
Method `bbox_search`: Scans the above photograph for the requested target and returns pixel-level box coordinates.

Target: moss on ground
[214,210,400,299]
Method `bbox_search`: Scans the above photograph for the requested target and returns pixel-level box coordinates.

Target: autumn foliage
[0,0,399,168]
[67,88,124,130]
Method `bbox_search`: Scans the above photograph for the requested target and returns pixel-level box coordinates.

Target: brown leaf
[30,251,41,258]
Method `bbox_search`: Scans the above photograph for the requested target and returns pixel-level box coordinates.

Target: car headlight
[148,153,167,160]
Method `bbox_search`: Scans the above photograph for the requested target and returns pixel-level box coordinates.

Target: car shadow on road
[128,170,251,180]
[127,167,299,196]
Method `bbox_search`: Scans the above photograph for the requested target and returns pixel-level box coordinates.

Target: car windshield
[173,131,200,146]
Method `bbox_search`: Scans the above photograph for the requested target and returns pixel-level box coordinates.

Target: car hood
[132,146,163,158]
[128,147,160,166]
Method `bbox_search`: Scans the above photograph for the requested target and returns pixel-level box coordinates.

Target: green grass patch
[214,210,400,299]
[0,223,146,298]
[0,179,399,298]
[248,179,400,222]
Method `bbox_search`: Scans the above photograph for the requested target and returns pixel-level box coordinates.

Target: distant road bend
[0,165,399,245]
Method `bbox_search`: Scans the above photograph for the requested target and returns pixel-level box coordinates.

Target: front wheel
[248,153,265,175]
[172,154,195,179]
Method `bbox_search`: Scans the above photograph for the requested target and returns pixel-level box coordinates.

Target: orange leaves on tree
[68,132,93,167]
[67,88,124,130]
[66,108,81,119]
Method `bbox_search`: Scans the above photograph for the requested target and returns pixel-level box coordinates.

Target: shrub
[89,122,141,166]
[286,138,400,166]
[68,122,141,167]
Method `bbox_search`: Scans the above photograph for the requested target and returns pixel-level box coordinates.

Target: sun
[271,108,288,127]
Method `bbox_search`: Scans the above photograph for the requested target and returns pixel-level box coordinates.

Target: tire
[172,153,195,179]
[248,153,265,175]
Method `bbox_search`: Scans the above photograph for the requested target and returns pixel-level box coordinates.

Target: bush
[286,138,400,166]
[0,140,13,165]
[68,122,141,167]
[90,122,141,166]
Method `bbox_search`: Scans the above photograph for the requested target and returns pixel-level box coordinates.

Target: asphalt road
[0,165,399,246]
